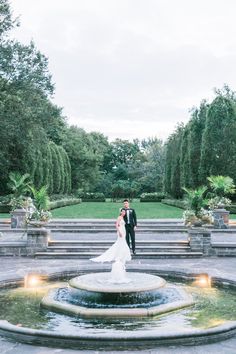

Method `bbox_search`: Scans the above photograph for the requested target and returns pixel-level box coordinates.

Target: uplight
[194,274,211,288]
[24,274,42,288]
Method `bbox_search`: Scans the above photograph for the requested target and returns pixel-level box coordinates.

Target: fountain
[41,262,194,318]
[0,263,236,349]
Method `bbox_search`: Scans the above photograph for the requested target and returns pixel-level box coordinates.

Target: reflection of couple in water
[90,199,137,265]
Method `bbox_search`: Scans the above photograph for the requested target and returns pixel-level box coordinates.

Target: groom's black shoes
[133,250,136,255]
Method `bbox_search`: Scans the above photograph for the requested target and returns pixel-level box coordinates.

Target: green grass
[51,202,184,219]
[0,202,183,219]
[0,213,10,219]
[1,201,236,219]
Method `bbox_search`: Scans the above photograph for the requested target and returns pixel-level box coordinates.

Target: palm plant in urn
[207,175,235,228]
[7,172,32,228]
[182,186,210,226]
[27,186,51,227]
[207,175,235,209]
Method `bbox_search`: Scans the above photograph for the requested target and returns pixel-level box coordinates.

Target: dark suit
[122,208,137,253]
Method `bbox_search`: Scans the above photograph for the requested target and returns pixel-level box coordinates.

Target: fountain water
[0,264,236,349]
[41,261,194,318]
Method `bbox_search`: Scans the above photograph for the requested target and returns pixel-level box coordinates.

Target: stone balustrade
[26,228,50,256]
[188,227,214,256]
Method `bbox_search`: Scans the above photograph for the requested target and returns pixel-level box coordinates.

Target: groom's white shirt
[126,209,130,224]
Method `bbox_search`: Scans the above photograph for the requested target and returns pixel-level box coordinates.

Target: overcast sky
[9,0,236,141]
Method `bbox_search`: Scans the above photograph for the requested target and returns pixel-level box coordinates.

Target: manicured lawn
[1,202,236,219]
[0,213,10,219]
[52,202,184,219]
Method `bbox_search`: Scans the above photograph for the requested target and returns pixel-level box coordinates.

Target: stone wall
[188,227,236,256]
[0,228,50,256]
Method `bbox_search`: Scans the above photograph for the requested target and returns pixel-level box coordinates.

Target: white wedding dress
[90,219,131,263]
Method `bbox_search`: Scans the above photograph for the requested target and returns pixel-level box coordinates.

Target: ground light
[24,273,45,288]
[194,274,211,288]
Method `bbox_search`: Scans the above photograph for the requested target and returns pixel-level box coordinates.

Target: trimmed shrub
[161,198,186,209]
[77,192,106,202]
[49,198,81,210]
[140,192,166,202]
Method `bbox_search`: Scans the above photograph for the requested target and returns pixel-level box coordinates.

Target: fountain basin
[0,270,236,349]
[0,319,236,349]
[41,285,194,318]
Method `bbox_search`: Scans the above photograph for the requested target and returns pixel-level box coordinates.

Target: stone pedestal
[213,208,230,229]
[11,208,27,228]
[27,228,49,256]
[188,228,213,256]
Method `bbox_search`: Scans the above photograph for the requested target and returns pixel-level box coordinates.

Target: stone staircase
[2,218,236,258]
[35,240,202,259]
[34,220,203,259]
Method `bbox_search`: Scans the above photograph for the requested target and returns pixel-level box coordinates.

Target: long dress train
[90,219,131,263]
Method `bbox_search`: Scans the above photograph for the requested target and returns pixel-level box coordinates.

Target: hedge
[49,198,81,210]
[77,192,106,202]
[140,193,166,202]
[161,198,186,209]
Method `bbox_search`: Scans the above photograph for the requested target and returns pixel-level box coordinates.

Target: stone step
[49,228,188,233]
[48,240,189,246]
[37,218,184,225]
[212,242,236,248]
[35,251,202,259]
[47,245,191,253]
[47,224,187,230]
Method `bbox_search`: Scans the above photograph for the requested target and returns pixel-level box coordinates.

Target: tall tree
[179,125,190,188]
[164,124,184,198]
[188,101,208,187]
[0,0,18,39]
[138,138,165,193]
[199,92,236,182]
[62,126,105,192]
[0,40,54,95]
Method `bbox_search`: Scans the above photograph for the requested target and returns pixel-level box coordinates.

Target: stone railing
[26,228,50,256]
[188,228,213,256]
[212,209,230,229]
[188,227,236,256]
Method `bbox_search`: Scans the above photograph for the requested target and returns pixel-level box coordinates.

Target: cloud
[10,0,236,141]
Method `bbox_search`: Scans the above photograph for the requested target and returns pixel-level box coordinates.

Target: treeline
[0,0,71,195]
[2,0,236,201]
[164,85,236,198]
[0,0,165,198]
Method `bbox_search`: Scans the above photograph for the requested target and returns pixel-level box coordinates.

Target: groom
[122,199,137,255]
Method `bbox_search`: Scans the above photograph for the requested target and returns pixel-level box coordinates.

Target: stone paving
[0,257,236,353]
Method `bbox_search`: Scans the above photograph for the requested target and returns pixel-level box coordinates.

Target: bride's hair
[120,208,125,215]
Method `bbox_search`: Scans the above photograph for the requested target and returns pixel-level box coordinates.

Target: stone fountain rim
[0,318,236,348]
[0,270,236,349]
[69,272,166,293]
[41,284,194,318]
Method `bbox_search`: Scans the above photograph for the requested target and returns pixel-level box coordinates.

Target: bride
[90,209,131,263]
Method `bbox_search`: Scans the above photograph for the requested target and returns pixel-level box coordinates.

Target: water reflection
[0,279,235,334]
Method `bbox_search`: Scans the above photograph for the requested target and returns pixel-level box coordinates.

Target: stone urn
[11,208,27,229]
[212,208,230,229]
